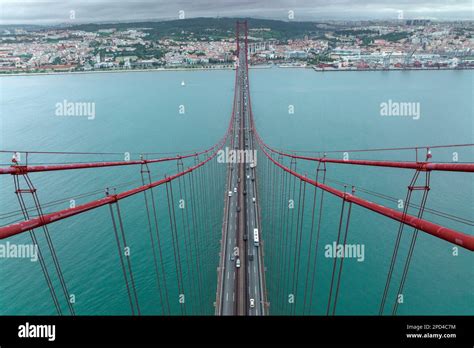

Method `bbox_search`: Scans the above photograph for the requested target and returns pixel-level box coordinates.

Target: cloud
[0,0,472,24]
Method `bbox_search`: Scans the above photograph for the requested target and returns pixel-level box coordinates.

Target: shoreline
[0,65,235,77]
[313,66,473,72]
[1,65,471,77]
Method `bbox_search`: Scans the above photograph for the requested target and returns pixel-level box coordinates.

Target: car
[236,258,241,268]
[248,254,254,261]
[228,191,232,197]
[247,175,250,179]
[234,187,237,193]
[230,253,235,261]
[252,197,256,203]
[249,298,255,308]
[243,234,247,241]
[243,190,247,195]
[237,206,241,212]
[238,177,241,183]
[251,177,255,182]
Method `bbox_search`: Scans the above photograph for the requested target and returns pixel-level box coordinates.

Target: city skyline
[0,0,472,25]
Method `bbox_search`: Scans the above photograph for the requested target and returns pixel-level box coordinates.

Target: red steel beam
[0,143,223,175]
[258,141,474,251]
[264,145,474,173]
[0,137,228,240]
[0,101,236,240]
[250,113,474,251]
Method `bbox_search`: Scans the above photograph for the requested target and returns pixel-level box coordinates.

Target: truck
[253,228,259,247]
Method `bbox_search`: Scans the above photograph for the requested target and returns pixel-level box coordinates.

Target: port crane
[383,52,393,69]
[403,48,417,68]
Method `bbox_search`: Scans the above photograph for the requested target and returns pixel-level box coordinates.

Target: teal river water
[0,68,472,315]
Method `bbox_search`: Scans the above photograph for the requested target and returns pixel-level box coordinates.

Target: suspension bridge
[0,21,473,316]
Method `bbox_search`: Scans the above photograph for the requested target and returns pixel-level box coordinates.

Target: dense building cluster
[0,20,472,73]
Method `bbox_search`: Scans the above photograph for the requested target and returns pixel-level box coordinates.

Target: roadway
[218,31,265,315]
[241,58,265,316]
[220,82,242,315]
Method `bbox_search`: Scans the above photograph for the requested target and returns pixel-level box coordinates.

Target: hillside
[67,17,335,41]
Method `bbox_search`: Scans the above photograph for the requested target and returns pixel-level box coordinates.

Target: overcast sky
[0,0,472,25]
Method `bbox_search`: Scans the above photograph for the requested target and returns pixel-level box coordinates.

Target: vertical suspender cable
[108,203,135,315]
[327,189,346,315]
[291,179,303,314]
[185,163,199,314]
[392,171,430,315]
[275,158,287,314]
[140,162,165,314]
[22,174,75,315]
[308,161,327,313]
[379,171,420,315]
[188,169,204,314]
[196,163,209,308]
[269,156,278,306]
[166,180,186,315]
[284,158,297,314]
[281,169,292,314]
[177,159,194,314]
[13,175,62,315]
[293,179,306,315]
[115,201,141,315]
[303,164,321,315]
[149,180,171,315]
[332,188,354,315]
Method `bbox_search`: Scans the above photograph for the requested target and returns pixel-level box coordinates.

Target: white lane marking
[254,264,256,273]
[233,292,235,302]
[255,285,257,294]
[226,293,229,301]
[227,271,230,280]
[233,271,236,280]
